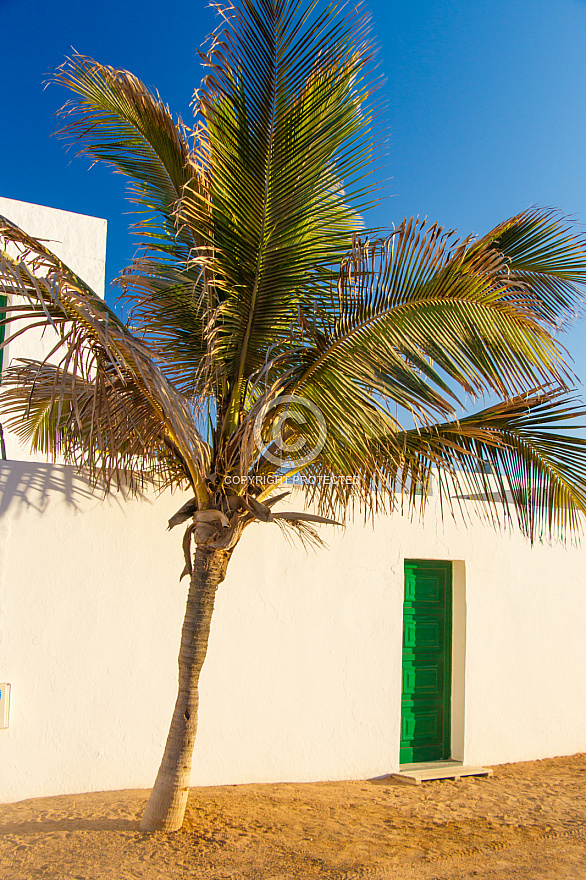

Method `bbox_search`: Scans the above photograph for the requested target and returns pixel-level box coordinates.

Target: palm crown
[2,0,586,831]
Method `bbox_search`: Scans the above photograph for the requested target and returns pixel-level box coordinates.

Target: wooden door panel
[401,706,444,743]
[400,560,452,764]
[402,662,442,696]
[405,575,442,603]
[403,618,443,650]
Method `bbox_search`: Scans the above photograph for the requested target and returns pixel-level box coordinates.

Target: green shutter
[400,559,452,764]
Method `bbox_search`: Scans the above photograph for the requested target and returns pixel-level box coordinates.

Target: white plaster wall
[0,465,191,802]
[0,467,585,804]
[0,196,106,296]
[0,198,585,805]
[0,196,107,462]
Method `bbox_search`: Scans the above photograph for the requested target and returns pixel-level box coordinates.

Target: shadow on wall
[0,460,97,518]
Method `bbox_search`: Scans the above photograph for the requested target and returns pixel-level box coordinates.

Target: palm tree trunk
[140,544,232,832]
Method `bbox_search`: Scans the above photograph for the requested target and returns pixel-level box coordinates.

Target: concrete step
[391,764,493,785]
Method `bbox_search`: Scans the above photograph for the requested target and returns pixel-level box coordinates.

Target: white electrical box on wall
[0,684,10,729]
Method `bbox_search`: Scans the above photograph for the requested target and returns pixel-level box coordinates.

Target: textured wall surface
[0,196,107,461]
[0,196,107,295]
[0,199,585,805]
[1,471,585,804]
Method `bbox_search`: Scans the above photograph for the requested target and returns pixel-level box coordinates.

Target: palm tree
[2,0,586,833]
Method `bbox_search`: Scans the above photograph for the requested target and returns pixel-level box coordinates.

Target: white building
[0,198,584,804]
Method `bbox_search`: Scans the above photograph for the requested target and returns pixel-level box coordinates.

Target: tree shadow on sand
[0,815,142,834]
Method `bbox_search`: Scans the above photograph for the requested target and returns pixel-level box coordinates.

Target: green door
[400,559,452,764]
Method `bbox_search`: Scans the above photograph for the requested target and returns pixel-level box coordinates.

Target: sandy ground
[0,754,584,880]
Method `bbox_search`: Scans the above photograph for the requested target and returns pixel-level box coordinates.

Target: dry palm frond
[0,218,210,496]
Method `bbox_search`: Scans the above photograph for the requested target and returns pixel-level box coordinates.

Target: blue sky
[2,0,586,378]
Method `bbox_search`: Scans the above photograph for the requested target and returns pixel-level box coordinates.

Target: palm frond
[391,389,586,541]
[235,211,586,533]
[122,261,209,394]
[54,53,201,253]
[0,218,210,495]
[252,212,586,504]
[296,212,583,406]
[178,0,377,409]
[476,206,586,328]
